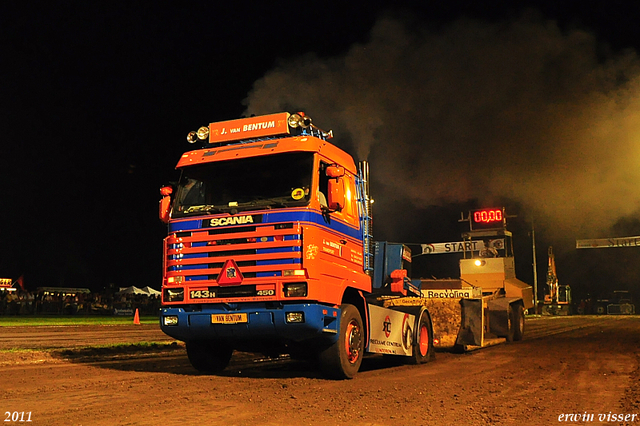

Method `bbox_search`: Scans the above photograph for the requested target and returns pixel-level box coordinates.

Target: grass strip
[0,316,159,326]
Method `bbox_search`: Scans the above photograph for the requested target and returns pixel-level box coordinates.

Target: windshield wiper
[181,197,301,215]
[180,205,225,215]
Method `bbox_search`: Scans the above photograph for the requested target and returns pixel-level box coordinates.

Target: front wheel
[319,304,364,379]
[186,340,233,373]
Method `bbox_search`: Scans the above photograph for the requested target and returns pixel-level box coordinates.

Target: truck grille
[165,222,301,282]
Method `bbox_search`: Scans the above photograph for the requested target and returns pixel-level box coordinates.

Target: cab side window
[318,162,330,208]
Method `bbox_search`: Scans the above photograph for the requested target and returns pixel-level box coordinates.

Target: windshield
[172,152,314,217]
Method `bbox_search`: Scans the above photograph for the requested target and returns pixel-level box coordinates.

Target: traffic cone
[133,308,140,325]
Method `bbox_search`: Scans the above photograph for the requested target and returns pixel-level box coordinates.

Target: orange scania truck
[159,112,532,378]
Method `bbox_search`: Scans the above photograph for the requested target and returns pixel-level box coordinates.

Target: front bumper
[160,303,339,343]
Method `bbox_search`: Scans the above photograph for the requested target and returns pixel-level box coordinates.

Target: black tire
[318,304,364,379]
[505,307,516,342]
[407,309,434,364]
[186,340,233,373]
[512,304,525,341]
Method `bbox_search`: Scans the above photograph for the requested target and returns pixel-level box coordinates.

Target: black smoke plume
[243,12,640,268]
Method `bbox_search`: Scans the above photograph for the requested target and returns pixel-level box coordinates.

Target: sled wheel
[319,304,364,379]
[506,306,516,342]
[186,340,233,373]
[512,304,525,341]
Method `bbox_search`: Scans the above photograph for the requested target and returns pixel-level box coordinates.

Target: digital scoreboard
[470,208,505,230]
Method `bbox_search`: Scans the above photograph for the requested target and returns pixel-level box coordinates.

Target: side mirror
[326,165,344,178]
[325,165,346,212]
[159,186,173,224]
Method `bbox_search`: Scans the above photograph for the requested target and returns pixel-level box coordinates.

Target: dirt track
[1,316,640,425]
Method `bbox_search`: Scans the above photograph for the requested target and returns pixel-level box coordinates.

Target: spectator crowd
[0,288,161,316]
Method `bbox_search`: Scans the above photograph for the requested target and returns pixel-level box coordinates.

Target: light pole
[531,218,538,312]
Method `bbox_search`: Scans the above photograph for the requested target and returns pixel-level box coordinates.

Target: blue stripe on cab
[169,209,362,240]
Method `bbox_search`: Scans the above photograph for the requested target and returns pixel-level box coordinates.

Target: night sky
[4,1,640,302]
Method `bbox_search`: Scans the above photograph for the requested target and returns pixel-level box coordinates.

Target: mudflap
[456,298,483,347]
[487,297,510,338]
[487,297,522,339]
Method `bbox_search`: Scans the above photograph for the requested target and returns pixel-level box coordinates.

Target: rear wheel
[319,304,364,379]
[408,309,434,364]
[186,340,233,373]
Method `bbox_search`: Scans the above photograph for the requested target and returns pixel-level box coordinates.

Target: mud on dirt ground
[2,316,640,426]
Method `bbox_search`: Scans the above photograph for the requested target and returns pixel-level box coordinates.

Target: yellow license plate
[211,313,248,324]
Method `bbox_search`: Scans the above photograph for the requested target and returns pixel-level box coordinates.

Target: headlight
[284,282,307,297]
[196,126,210,140]
[187,131,198,143]
[164,287,184,302]
[287,112,312,129]
[163,316,179,326]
